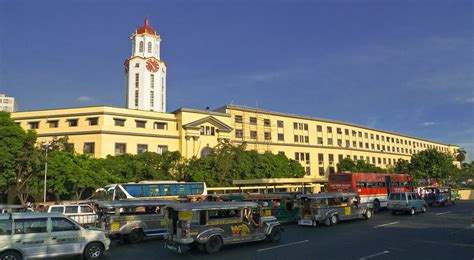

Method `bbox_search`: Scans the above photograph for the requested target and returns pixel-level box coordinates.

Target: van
[48,204,98,225]
[387,192,427,215]
[0,213,110,260]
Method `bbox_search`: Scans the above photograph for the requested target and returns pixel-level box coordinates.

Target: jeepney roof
[0,204,27,209]
[2,212,66,219]
[167,201,259,211]
[96,199,177,208]
[297,192,359,200]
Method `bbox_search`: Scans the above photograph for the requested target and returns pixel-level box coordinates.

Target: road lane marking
[435,211,451,216]
[359,250,390,260]
[373,222,399,228]
[257,240,309,252]
[418,240,474,248]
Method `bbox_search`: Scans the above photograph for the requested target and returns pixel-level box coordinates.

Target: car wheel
[206,236,223,254]
[421,206,427,213]
[330,215,338,225]
[127,229,144,244]
[0,251,23,260]
[269,227,282,242]
[409,208,415,215]
[84,242,104,260]
[364,209,373,220]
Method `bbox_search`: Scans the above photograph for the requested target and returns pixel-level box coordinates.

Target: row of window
[0,218,80,235]
[293,152,405,167]
[138,41,155,54]
[26,118,169,130]
[356,182,409,188]
[81,142,168,156]
[232,115,449,152]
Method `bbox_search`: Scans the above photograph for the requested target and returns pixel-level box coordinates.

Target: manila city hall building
[11,19,459,190]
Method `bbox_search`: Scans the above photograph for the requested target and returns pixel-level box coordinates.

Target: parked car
[423,187,455,206]
[0,205,30,214]
[48,204,98,225]
[95,200,176,243]
[0,212,110,260]
[297,192,372,227]
[164,201,282,254]
[388,192,427,215]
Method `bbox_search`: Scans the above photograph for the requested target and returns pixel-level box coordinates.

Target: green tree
[0,112,40,204]
[337,158,356,172]
[455,148,466,163]
[393,159,411,173]
[409,148,455,183]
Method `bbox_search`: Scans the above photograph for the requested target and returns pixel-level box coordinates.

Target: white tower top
[125,18,167,112]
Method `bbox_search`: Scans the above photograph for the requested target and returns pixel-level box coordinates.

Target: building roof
[136,17,158,36]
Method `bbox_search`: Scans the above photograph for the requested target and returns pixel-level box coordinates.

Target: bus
[96,181,207,200]
[328,173,412,212]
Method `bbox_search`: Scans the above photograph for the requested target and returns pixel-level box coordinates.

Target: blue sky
[0,0,472,159]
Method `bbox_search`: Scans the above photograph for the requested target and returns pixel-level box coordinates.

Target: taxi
[164,202,282,254]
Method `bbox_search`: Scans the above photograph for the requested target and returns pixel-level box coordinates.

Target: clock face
[146,59,160,73]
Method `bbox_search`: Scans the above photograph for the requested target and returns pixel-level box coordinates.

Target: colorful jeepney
[95,200,176,243]
[207,193,299,223]
[297,192,372,227]
[164,202,282,254]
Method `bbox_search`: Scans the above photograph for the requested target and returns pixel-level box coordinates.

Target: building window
[83,142,95,155]
[150,91,154,107]
[293,122,298,130]
[235,115,243,123]
[295,152,299,160]
[115,143,127,155]
[249,117,257,125]
[345,129,349,135]
[370,134,374,139]
[305,167,311,176]
[378,157,382,164]
[319,167,325,176]
[381,136,385,141]
[137,144,148,154]
[388,158,392,165]
[154,122,168,130]
[134,90,139,107]
[136,120,146,128]
[372,157,376,164]
[377,144,380,150]
[316,125,322,132]
[376,135,380,141]
[304,136,309,143]
[365,143,369,149]
[329,167,335,174]
[318,153,324,164]
[358,142,362,148]
[383,158,387,164]
[135,73,139,88]
[371,144,375,149]
[303,124,308,131]
[337,139,342,146]
[114,118,126,127]
[352,141,357,147]
[317,137,323,145]
[358,131,362,138]
[294,135,299,142]
[345,140,350,148]
[365,133,369,139]
[147,42,152,53]
[352,130,357,137]
[278,133,284,141]
[87,117,99,126]
[158,145,168,154]
[200,126,216,136]
[264,119,271,127]
[48,120,59,128]
[338,154,343,162]
[67,119,78,127]
[299,136,304,143]
[135,63,139,68]
[277,120,284,128]
[337,128,342,134]
[329,154,334,162]
[264,132,271,140]
[28,121,40,129]
[327,126,332,133]
[236,129,243,138]
[328,138,333,145]
[250,131,257,139]
[139,41,144,52]
[353,155,358,161]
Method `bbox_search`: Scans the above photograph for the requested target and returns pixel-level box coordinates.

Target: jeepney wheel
[190,242,205,252]
[206,236,223,254]
[330,215,338,225]
[269,227,282,242]
[364,209,373,220]
[409,208,415,215]
[127,229,144,244]
[84,242,104,260]
[373,200,380,213]
[0,251,23,260]
[421,206,427,213]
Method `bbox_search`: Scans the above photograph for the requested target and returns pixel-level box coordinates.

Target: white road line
[418,240,474,248]
[435,211,451,216]
[373,222,399,228]
[257,240,309,252]
[359,250,390,260]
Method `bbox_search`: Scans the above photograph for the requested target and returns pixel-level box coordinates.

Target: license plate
[165,243,182,253]
[298,219,313,226]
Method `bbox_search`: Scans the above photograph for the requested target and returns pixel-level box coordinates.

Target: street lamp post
[42,141,51,203]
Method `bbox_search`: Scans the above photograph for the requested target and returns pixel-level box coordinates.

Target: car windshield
[389,193,401,200]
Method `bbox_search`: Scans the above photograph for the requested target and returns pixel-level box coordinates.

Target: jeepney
[95,200,176,243]
[164,202,282,254]
[211,193,299,223]
[297,192,372,227]
[423,186,455,206]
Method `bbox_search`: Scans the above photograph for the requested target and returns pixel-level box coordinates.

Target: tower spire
[144,17,148,26]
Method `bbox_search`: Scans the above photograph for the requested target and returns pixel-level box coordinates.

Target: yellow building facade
[11,104,459,182]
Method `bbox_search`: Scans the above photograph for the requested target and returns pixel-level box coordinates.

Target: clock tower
[125,18,167,112]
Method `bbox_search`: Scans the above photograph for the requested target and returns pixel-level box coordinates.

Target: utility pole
[42,141,51,203]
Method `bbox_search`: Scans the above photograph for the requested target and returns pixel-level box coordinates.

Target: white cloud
[422,122,436,126]
[464,97,474,104]
[77,96,93,102]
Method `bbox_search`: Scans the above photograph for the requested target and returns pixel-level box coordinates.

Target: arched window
[148,42,152,53]
[139,41,144,52]
[201,147,213,157]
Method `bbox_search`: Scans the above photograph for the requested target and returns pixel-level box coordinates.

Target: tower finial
[144,17,148,26]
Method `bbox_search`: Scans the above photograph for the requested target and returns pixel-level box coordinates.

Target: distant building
[0,93,16,112]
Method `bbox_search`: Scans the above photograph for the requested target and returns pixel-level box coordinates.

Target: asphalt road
[102,201,474,260]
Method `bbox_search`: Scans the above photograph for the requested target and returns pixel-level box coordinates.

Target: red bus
[328,172,412,212]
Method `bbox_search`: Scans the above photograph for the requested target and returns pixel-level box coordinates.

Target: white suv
[47,204,98,225]
[0,213,110,260]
